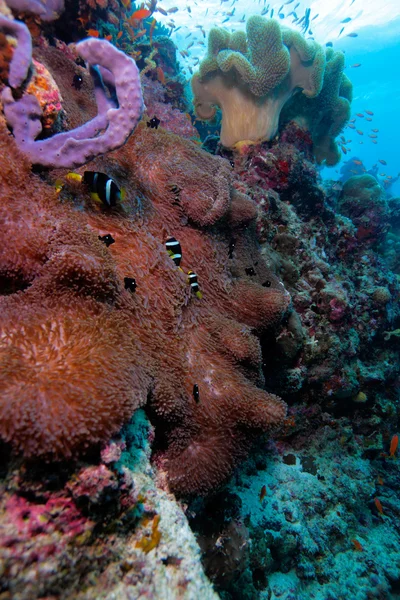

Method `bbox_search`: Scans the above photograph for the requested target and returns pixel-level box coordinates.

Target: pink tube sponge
[1,35,144,168]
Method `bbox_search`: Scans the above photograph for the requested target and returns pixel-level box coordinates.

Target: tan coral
[191,16,325,148]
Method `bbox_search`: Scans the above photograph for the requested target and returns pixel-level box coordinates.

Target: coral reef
[0,410,219,600]
[192,16,325,148]
[0,105,289,494]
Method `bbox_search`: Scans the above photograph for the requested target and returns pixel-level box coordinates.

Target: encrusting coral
[191,16,325,148]
[0,105,289,494]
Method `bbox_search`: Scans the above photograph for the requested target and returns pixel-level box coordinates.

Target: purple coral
[1,24,144,168]
[5,0,65,21]
[0,16,31,87]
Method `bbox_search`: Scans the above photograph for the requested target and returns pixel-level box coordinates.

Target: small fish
[149,18,157,45]
[270,9,274,17]
[347,32,358,37]
[347,124,356,129]
[353,159,362,165]
[365,117,372,121]
[380,173,386,177]
[390,434,398,457]
[167,6,179,13]
[166,237,182,266]
[117,31,123,39]
[356,113,364,117]
[374,497,384,515]
[351,63,361,68]
[377,475,384,485]
[130,8,152,21]
[193,384,200,403]
[369,134,378,139]
[157,6,168,16]
[124,277,137,292]
[156,66,166,85]
[338,27,344,36]
[259,485,267,502]
[72,73,83,90]
[365,110,374,115]
[352,539,363,551]
[147,116,161,129]
[187,271,203,299]
[222,17,230,22]
[86,28,100,37]
[356,130,363,135]
[82,171,125,207]
[341,17,352,23]
[98,234,115,247]
[378,159,387,165]
[341,145,347,154]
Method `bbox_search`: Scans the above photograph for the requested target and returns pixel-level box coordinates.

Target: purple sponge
[1,37,144,168]
[0,16,32,88]
[5,0,65,21]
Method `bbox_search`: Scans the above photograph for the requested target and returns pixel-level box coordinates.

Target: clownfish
[187,270,202,299]
[66,171,126,208]
[166,237,182,267]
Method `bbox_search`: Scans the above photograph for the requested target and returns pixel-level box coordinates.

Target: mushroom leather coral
[0,117,289,495]
[191,16,325,148]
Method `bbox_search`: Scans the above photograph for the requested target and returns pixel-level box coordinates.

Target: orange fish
[377,475,384,485]
[259,485,267,502]
[390,434,398,457]
[149,18,157,45]
[133,29,147,40]
[105,34,112,41]
[117,31,123,39]
[157,66,166,85]
[86,28,100,37]
[374,497,384,515]
[130,8,152,20]
[352,539,363,551]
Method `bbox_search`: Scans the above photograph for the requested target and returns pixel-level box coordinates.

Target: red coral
[0,116,289,494]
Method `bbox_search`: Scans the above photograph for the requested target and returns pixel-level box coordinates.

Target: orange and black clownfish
[165,237,182,267]
[66,171,126,208]
[187,270,202,299]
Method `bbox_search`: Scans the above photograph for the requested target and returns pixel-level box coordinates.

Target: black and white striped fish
[166,237,182,267]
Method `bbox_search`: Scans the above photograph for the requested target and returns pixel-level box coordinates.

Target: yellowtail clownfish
[66,171,126,208]
[165,237,182,267]
[187,270,202,299]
